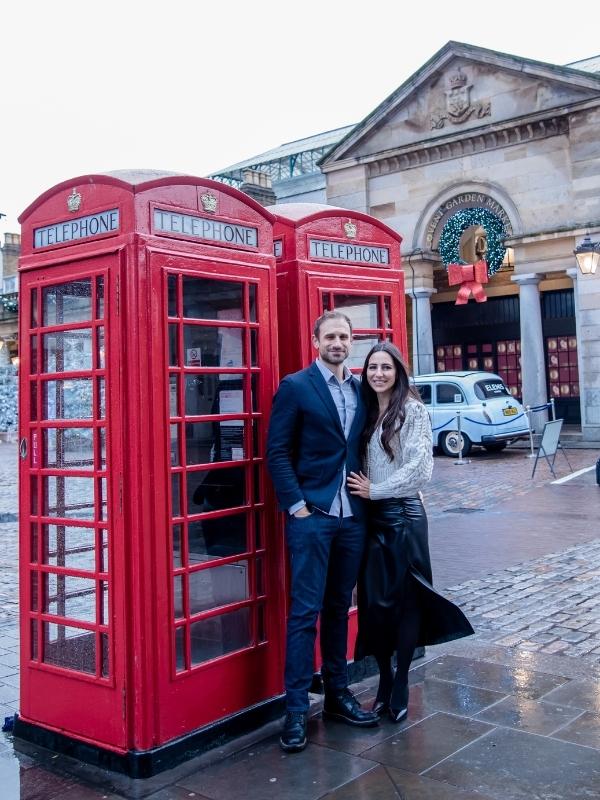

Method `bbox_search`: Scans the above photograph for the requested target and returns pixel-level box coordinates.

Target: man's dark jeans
[284,510,366,712]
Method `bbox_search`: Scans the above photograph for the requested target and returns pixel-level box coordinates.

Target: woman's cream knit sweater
[367,400,434,500]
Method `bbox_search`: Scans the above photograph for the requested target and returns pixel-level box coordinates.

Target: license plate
[503,407,517,416]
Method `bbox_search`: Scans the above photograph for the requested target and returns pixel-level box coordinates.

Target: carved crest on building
[67,188,82,212]
[431,68,491,130]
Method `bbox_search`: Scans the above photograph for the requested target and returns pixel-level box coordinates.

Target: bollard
[550,397,556,421]
[525,405,536,459]
[596,457,600,486]
[453,409,470,465]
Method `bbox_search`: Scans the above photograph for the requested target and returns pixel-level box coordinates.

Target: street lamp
[574,235,600,275]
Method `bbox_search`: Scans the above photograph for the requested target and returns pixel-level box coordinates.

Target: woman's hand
[347,471,371,498]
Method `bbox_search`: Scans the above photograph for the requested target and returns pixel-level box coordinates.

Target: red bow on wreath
[447,260,489,305]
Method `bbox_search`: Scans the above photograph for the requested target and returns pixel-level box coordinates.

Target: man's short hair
[313,311,353,339]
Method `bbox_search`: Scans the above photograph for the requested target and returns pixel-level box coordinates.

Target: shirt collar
[316,358,353,384]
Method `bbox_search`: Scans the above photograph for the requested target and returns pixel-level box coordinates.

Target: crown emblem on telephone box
[201,192,218,213]
[67,189,82,212]
[344,220,357,239]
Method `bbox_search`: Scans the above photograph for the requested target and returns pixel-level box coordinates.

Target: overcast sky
[1,0,597,236]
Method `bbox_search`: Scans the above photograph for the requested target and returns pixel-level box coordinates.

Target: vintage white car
[413,371,530,457]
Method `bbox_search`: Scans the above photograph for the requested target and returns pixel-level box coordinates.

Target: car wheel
[439,430,472,457]
[483,443,507,453]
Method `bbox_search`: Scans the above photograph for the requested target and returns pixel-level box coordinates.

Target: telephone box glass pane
[45,573,96,622]
[183,326,245,368]
[44,427,94,469]
[43,379,93,419]
[43,330,93,373]
[97,328,105,369]
[43,280,92,326]
[184,375,244,417]
[96,277,104,319]
[172,473,181,517]
[189,560,249,614]
[31,288,38,327]
[173,575,184,619]
[168,275,178,317]
[101,632,109,677]
[175,626,186,672]
[346,335,381,370]
[44,476,95,520]
[190,606,251,665]
[31,337,38,373]
[188,513,248,561]
[43,623,96,674]
[187,467,246,515]
[333,295,380,328]
[169,325,179,366]
[182,277,244,320]
[44,524,95,571]
[185,421,246,464]
[249,284,257,322]
[170,424,180,466]
[170,375,179,417]
[173,524,183,567]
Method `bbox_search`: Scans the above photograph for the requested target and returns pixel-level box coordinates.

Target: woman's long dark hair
[360,342,422,461]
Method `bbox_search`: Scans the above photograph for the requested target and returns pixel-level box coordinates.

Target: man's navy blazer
[266,361,366,520]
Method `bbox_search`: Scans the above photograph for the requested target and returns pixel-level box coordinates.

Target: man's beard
[321,349,347,364]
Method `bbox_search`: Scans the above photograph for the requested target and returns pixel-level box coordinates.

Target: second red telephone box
[268,203,406,663]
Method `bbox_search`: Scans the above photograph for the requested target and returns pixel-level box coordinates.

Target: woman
[347,343,473,723]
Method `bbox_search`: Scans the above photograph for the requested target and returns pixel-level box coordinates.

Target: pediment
[323,42,600,165]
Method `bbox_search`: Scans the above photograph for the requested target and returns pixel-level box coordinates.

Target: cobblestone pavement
[2,440,600,797]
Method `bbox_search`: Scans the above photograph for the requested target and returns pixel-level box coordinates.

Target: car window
[474,379,510,400]
[436,383,464,404]
[415,384,432,404]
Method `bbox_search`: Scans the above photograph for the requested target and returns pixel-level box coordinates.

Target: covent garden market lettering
[426,194,513,247]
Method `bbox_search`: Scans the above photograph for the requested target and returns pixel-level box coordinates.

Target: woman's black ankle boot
[389,682,409,723]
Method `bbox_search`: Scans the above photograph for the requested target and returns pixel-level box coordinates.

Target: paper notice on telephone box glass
[218,309,243,376]
[186,347,201,366]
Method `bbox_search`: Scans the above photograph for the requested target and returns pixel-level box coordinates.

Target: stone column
[511,273,548,428]
[568,266,600,441]
[408,288,436,375]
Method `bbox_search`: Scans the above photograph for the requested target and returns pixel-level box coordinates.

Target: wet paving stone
[551,710,600,749]
[425,726,600,799]
[540,678,600,713]
[408,678,506,718]
[414,655,569,699]
[145,787,212,800]
[306,714,413,757]
[317,765,400,800]
[178,737,377,800]
[0,752,78,800]
[361,713,493,774]
[474,694,584,735]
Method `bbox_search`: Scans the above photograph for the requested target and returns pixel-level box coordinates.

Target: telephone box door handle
[19,438,27,460]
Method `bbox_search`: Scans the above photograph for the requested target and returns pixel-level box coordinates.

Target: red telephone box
[269,203,406,664]
[16,172,286,775]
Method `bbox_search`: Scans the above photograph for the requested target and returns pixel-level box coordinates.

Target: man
[267,311,378,753]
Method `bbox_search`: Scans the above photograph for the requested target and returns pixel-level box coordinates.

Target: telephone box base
[13,695,286,778]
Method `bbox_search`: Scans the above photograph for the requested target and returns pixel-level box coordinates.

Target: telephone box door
[151,254,284,742]
[19,259,127,750]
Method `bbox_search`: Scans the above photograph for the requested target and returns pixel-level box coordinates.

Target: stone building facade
[319,42,600,441]
[0,232,20,363]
